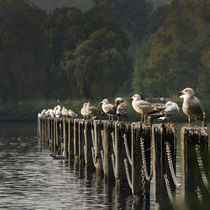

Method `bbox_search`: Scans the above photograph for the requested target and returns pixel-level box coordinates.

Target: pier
[37,117,209,209]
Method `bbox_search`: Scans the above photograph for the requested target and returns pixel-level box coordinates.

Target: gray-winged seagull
[178,87,204,126]
[130,94,162,122]
[101,99,116,120]
[158,101,179,123]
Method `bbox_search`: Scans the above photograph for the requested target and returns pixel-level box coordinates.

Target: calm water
[0,123,208,209]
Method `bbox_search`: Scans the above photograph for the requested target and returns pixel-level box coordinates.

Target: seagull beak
[177,91,183,98]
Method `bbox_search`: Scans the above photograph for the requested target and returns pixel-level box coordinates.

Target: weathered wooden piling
[78,120,85,163]
[114,121,131,194]
[74,119,79,161]
[131,123,151,200]
[62,119,68,158]
[68,119,74,158]
[102,121,115,182]
[93,120,103,175]
[181,127,209,205]
[152,123,177,207]
[84,120,94,167]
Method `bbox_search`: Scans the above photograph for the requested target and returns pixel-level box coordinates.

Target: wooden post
[114,121,129,194]
[37,117,41,139]
[131,123,151,201]
[103,121,115,182]
[181,127,208,206]
[63,118,68,158]
[74,119,79,161]
[78,120,85,163]
[54,119,57,155]
[84,120,94,167]
[152,123,177,208]
[93,120,103,175]
[68,119,74,158]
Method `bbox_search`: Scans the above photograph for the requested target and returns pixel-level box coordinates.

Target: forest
[0,0,210,120]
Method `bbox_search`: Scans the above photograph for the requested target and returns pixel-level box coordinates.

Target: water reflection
[0,123,146,209]
[0,123,209,209]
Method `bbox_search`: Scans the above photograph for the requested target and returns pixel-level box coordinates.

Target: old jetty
[37,117,209,209]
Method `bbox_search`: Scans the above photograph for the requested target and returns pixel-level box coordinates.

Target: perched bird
[130,94,162,122]
[54,105,62,118]
[38,109,46,118]
[116,98,129,121]
[101,99,116,120]
[158,101,179,123]
[61,107,69,117]
[68,109,78,118]
[81,103,88,119]
[178,88,204,126]
[86,102,101,119]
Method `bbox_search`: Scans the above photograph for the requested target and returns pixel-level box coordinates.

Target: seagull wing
[188,97,204,120]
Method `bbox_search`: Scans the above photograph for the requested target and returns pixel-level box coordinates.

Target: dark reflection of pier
[38,118,209,209]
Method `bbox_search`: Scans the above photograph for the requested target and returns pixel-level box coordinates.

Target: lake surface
[0,122,208,209]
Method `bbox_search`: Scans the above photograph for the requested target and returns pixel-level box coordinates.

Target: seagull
[81,103,88,119]
[130,94,162,122]
[101,99,116,120]
[158,101,179,123]
[178,87,204,126]
[86,102,101,119]
[54,105,62,118]
[68,109,78,118]
[61,107,69,117]
[116,98,129,121]
[38,109,46,118]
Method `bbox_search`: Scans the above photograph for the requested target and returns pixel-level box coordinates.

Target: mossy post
[68,119,74,158]
[181,127,208,206]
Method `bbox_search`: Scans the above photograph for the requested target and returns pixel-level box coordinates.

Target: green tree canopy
[0,0,49,101]
[133,0,210,105]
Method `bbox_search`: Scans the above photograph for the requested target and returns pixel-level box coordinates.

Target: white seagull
[158,101,179,123]
[81,103,88,119]
[68,109,78,118]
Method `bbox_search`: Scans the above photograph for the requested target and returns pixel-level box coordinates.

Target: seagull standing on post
[178,88,204,126]
[101,99,116,121]
[130,94,162,122]
[158,101,179,123]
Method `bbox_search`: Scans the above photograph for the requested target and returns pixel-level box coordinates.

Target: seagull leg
[144,115,146,123]
[141,114,143,122]
[188,117,191,127]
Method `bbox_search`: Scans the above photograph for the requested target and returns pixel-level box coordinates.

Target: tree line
[1,0,210,115]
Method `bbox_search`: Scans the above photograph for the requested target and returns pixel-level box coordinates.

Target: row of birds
[38,88,205,125]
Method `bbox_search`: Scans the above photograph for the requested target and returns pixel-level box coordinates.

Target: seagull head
[114,97,124,105]
[177,88,194,99]
[130,94,141,101]
[101,99,109,104]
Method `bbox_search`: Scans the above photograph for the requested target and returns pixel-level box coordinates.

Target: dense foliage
[1,0,210,118]
[0,0,133,101]
[133,0,210,114]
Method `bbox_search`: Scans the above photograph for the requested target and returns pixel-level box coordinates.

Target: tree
[61,20,133,99]
[0,0,49,101]
[133,0,210,106]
